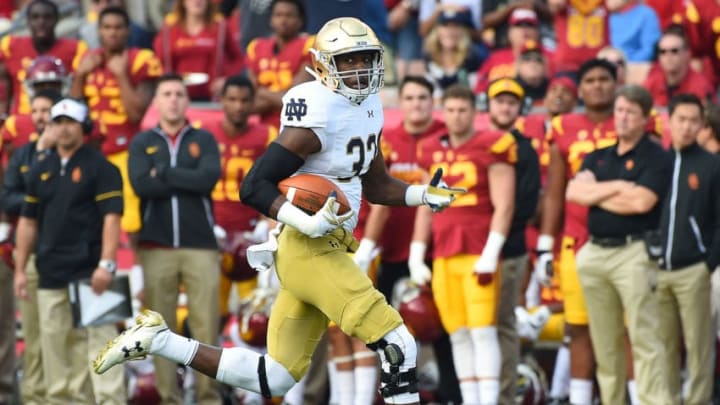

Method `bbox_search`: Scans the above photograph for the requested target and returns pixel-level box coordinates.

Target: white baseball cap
[51,98,88,123]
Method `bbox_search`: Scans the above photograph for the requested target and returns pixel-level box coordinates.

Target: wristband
[404,185,425,206]
[481,231,506,262]
[536,234,554,252]
[356,238,376,257]
[409,241,427,262]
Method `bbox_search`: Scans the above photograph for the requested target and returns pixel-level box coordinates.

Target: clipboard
[68,274,132,328]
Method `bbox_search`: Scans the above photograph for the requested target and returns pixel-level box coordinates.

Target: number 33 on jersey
[280,80,383,227]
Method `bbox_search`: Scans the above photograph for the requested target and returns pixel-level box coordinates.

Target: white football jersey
[280,81,384,231]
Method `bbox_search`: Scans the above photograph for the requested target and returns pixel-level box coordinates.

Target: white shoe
[93,309,168,374]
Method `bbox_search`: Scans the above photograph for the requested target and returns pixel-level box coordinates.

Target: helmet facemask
[309,17,386,104]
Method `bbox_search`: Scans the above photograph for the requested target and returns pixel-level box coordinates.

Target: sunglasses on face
[659,47,684,55]
[520,53,544,63]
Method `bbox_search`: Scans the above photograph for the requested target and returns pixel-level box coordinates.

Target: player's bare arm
[361,149,412,205]
[539,144,567,238]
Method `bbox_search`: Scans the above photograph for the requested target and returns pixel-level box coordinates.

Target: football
[278,174,351,215]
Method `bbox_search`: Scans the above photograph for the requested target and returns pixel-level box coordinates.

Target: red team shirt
[684,0,720,87]
[474,48,554,92]
[0,36,86,115]
[552,1,609,72]
[547,113,616,248]
[82,48,163,155]
[154,15,244,100]
[0,114,37,164]
[379,119,446,262]
[643,66,716,106]
[208,120,276,233]
[245,35,314,129]
[418,131,518,258]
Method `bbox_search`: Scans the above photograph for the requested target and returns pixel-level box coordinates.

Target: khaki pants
[576,240,671,405]
[0,260,14,404]
[498,254,527,405]
[37,287,126,404]
[140,248,220,405]
[18,255,45,405]
[656,262,713,404]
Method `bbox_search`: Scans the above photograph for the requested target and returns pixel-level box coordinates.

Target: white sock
[149,329,199,365]
[549,345,570,398]
[569,378,593,405]
[470,327,501,404]
[283,373,306,405]
[479,379,500,405]
[353,366,377,405]
[328,360,340,404]
[450,329,480,404]
[337,369,355,405]
[627,379,638,405]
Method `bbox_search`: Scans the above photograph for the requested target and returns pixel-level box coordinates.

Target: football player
[1,56,69,163]
[409,84,516,404]
[70,6,162,260]
[208,75,276,322]
[0,0,86,115]
[93,17,462,404]
[245,0,314,130]
[534,58,618,405]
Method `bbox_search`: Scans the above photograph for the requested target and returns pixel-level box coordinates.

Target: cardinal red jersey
[643,66,716,106]
[245,35,314,129]
[83,48,163,155]
[0,114,37,164]
[418,131,518,258]
[208,120,276,233]
[683,0,720,86]
[379,119,445,262]
[547,113,616,247]
[553,1,610,72]
[646,0,686,29]
[0,36,86,115]
[154,14,244,101]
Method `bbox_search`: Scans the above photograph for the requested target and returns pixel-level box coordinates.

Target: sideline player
[93,17,462,404]
[207,75,276,323]
[534,59,617,405]
[410,84,516,404]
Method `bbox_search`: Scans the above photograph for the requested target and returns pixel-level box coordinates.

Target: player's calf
[367,324,419,404]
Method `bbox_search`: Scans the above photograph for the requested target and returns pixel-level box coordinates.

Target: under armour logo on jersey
[367,110,374,118]
[285,98,307,121]
[329,240,339,249]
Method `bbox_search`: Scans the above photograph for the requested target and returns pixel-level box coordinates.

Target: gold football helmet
[309,17,384,104]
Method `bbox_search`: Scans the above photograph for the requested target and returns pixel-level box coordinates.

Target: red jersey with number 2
[418,131,517,258]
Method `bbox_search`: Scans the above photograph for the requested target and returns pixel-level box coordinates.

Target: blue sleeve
[632,7,661,62]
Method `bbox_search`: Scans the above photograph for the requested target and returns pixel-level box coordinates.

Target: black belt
[590,233,644,248]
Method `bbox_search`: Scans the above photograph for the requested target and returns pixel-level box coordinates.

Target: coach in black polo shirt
[12,98,126,403]
[566,85,673,404]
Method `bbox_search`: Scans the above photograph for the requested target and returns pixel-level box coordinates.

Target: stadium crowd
[1,0,720,404]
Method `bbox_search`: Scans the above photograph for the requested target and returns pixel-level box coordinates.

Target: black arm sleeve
[1,145,29,215]
[239,142,305,217]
